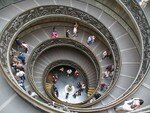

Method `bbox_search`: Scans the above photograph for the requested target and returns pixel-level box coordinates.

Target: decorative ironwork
[27,38,100,87]
[0,5,120,111]
[94,0,150,110]
[0,5,119,69]
[116,0,150,95]
[0,5,120,96]
[27,38,101,107]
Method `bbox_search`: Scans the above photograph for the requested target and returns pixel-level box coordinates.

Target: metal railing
[15,20,118,108]
[26,38,100,105]
[0,5,120,112]
[106,0,150,105]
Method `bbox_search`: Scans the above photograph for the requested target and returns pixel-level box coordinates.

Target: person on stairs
[28,90,38,98]
[18,52,26,65]
[87,35,96,45]
[72,22,78,37]
[15,39,29,53]
[66,29,70,38]
[102,50,112,60]
[114,98,144,112]
[51,27,58,38]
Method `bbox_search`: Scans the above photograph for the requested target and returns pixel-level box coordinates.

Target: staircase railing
[127,105,150,113]
[0,5,120,112]
[27,38,100,105]
[69,0,150,112]
[106,0,150,105]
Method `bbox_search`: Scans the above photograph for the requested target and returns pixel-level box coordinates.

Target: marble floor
[52,66,88,104]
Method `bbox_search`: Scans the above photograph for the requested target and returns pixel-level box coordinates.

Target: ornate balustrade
[16,19,118,108]
[79,0,141,53]
[105,0,150,105]
[0,5,120,112]
[69,0,150,112]
[16,21,118,108]
[68,0,150,111]
[27,38,100,105]
[128,105,150,113]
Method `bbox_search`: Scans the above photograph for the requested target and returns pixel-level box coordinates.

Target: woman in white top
[115,98,144,112]
[73,22,78,37]
[67,69,72,76]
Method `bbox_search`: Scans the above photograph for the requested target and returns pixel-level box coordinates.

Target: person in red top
[51,27,58,38]
[74,70,79,78]
[51,31,58,38]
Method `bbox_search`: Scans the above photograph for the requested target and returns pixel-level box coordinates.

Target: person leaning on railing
[114,98,144,112]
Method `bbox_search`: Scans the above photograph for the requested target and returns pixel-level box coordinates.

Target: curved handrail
[15,20,118,107]
[79,0,141,53]
[0,64,67,113]
[106,0,150,105]
[128,105,150,113]
[67,0,150,112]
[0,5,120,112]
[27,38,100,105]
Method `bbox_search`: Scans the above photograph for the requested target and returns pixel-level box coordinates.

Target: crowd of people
[11,39,29,91]
[51,66,86,99]
[11,39,38,98]
[50,22,98,46]
[51,67,80,84]
[73,82,86,98]
[9,23,144,112]
[10,23,113,101]
[104,64,114,78]
[59,67,80,78]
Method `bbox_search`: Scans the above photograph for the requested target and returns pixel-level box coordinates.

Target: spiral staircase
[0,0,149,113]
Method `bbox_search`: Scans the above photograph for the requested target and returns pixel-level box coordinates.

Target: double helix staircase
[0,0,149,113]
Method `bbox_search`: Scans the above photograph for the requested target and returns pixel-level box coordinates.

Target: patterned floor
[51,66,88,104]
